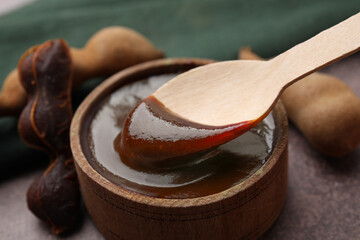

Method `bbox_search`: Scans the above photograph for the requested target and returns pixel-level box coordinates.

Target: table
[1,52,359,240]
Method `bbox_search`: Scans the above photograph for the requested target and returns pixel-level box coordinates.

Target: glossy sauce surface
[88,74,276,198]
[115,96,255,169]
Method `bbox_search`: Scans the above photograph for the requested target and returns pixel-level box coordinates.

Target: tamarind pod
[0,26,164,117]
[239,47,360,157]
[0,70,25,116]
[26,153,80,234]
[71,26,164,86]
[18,39,80,234]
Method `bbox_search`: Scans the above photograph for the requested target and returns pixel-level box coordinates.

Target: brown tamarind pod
[239,47,360,157]
[18,39,80,234]
[0,26,164,117]
[0,69,25,116]
[71,26,164,86]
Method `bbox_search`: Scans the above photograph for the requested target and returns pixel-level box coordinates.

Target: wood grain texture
[153,13,360,127]
[70,58,289,240]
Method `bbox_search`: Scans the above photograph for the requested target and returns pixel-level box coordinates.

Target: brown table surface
[1,53,360,239]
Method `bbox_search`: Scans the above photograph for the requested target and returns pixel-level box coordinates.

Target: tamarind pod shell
[239,47,360,157]
[0,70,26,116]
[71,26,164,87]
[281,74,360,157]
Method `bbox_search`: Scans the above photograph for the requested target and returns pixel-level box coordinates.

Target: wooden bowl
[70,58,288,240]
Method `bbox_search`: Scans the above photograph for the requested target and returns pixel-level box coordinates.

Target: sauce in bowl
[87,74,276,198]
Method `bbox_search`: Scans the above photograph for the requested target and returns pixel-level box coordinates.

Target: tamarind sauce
[88,74,276,198]
[114,96,255,169]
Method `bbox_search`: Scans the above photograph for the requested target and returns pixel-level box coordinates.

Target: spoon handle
[270,12,360,88]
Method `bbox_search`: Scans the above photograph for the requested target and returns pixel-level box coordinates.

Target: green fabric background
[1,0,359,178]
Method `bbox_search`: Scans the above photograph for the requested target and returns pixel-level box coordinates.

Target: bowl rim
[70,57,288,208]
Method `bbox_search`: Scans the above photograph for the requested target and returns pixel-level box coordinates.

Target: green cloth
[1,0,359,177]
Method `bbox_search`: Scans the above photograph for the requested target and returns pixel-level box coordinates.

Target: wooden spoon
[116,13,360,169]
[154,13,360,126]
